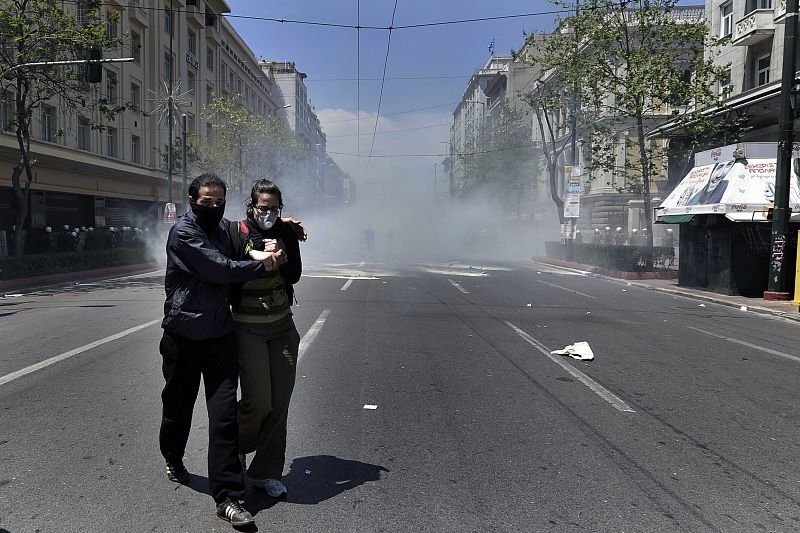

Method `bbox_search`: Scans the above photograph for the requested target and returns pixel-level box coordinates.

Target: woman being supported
[232,178,302,498]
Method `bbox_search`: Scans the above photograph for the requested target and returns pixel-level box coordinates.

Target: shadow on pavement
[246,455,389,514]
[183,473,212,497]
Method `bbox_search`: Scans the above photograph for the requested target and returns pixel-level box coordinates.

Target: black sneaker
[166,460,190,483]
[216,499,254,527]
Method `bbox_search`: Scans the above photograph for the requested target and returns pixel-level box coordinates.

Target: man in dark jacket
[159,173,284,528]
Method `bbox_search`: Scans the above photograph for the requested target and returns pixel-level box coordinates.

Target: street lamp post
[181,113,188,215]
[765,0,799,300]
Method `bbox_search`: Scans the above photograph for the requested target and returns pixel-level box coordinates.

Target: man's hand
[261,238,280,252]
[281,217,308,242]
[249,249,287,271]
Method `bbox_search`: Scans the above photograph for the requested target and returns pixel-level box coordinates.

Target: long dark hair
[245,179,284,216]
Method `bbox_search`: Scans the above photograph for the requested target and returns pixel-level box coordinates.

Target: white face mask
[256,209,279,230]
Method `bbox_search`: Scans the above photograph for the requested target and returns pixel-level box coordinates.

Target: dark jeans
[236,316,300,480]
[159,330,244,503]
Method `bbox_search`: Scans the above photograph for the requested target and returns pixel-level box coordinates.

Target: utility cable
[365,0,399,175]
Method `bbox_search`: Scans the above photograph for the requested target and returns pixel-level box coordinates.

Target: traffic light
[88,48,102,83]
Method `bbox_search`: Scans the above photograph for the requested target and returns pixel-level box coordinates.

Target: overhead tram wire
[365,0,399,175]
[326,121,450,138]
[95,3,619,31]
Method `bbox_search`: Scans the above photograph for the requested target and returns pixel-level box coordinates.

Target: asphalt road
[1,260,799,533]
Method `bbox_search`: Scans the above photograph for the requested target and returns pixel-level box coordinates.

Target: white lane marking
[0,319,161,387]
[340,279,354,291]
[505,321,635,413]
[448,279,470,294]
[298,309,331,361]
[537,279,595,299]
[688,326,800,363]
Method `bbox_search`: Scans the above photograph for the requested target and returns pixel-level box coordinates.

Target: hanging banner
[563,165,582,219]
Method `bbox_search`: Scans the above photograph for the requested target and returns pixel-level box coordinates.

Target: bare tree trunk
[10,163,29,256]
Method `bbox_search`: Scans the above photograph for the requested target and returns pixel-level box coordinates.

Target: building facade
[705,0,786,143]
[259,60,346,209]
[0,0,288,236]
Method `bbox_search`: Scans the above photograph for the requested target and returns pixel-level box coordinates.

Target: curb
[533,257,800,323]
[0,262,161,292]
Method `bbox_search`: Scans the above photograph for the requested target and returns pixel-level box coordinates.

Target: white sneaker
[255,478,287,498]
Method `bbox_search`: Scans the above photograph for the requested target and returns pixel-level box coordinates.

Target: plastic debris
[363,404,378,410]
[740,305,748,311]
[622,289,627,292]
[526,303,532,307]
[586,311,591,315]
[305,470,312,475]
[698,304,706,307]
[551,342,595,361]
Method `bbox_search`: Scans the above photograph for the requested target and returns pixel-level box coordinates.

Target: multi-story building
[705,0,784,143]
[258,60,337,207]
[0,0,284,235]
[520,5,705,234]
[449,56,512,197]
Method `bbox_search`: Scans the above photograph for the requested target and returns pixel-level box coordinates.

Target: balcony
[127,0,148,27]
[186,4,205,27]
[775,0,787,22]
[732,9,775,46]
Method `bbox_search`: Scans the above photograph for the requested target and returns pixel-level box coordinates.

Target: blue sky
[224,0,703,189]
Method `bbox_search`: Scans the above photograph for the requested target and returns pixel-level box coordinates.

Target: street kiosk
[656,143,800,297]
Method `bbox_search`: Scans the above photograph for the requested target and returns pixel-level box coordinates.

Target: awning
[659,214,695,224]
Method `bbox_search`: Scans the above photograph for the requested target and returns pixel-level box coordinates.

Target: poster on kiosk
[656,143,800,223]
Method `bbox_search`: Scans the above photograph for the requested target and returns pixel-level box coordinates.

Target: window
[759,0,772,8]
[131,31,141,64]
[164,51,173,80]
[131,134,141,163]
[206,84,214,105]
[77,117,91,151]
[719,69,732,96]
[106,11,117,40]
[186,113,195,133]
[721,3,733,38]
[130,81,141,110]
[0,95,13,130]
[164,7,174,36]
[41,105,55,142]
[188,30,196,55]
[187,71,196,99]
[106,71,117,102]
[76,1,89,25]
[757,54,771,86]
[206,48,214,70]
[107,127,118,158]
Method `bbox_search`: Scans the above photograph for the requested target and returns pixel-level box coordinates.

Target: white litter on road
[740,305,748,311]
[526,303,532,307]
[698,304,706,307]
[551,341,595,361]
[363,404,378,410]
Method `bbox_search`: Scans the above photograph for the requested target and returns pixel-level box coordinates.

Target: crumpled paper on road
[551,341,595,361]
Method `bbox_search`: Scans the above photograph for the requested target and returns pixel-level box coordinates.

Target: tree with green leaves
[0,0,121,255]
[526,0,747,247]
[192,94,304,197]
[456,101,535,211]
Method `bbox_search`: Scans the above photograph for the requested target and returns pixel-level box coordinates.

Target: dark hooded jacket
[162,209,265,340]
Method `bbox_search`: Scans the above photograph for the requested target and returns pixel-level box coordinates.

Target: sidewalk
[0,262,160,293]
[534,257,800,323]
